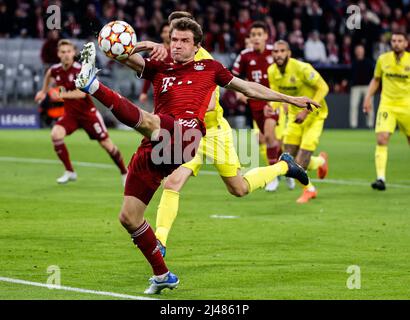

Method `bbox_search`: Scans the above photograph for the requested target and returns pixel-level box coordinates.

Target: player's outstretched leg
[243,153,308,193]
[75,43,145,129]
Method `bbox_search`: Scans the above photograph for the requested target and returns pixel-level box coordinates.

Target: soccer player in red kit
[34,39,128,185]
[232,21,285,191]
[75,18,320,294]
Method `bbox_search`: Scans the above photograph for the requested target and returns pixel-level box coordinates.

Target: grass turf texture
[0,129,409,300]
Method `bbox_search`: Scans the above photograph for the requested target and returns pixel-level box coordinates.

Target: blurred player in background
[75,18,319,294]
[34,39,127,184]
[138,22,171,104]
[232,21,283,192]
[268,40,329,204]
[363,31,410,191]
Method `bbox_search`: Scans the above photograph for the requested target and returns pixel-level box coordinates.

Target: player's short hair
[250,21,268,33]
[170,17,203,45]
[168,11,194,23]
[57,39,75,49]
[273,40,290,50]
[391,31,407,39]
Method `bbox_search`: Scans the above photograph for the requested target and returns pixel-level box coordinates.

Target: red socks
[93,82,143,128]
[52,139,74,172]
[131,221,169,276]
[108,146,127,175]
[267,145,282,165]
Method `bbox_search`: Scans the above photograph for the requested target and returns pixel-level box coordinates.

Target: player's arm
[122,41,168,74]
[226,76,321,110]
[34,68,53,103]
[59,89,86,99]
[363,77,380,113]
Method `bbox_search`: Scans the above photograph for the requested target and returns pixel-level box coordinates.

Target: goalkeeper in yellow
[153,12,318,256]
[363,31,410,191]
[267,40,329,204]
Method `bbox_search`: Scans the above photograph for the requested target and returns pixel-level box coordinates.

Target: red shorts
[250,106,279,134]
[124,115,204,205]
[56,108,108,141]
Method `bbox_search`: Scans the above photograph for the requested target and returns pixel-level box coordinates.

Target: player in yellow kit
[363,31,410,191]
[153,12,317,256]
[268,40,329,204]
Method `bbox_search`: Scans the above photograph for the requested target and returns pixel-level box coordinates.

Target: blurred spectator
[350,45,375,128]
[306,1,323,32]
[326,32,339,64]
[41,30,60,68]
[234,8,253,51]
[0,1,12,37]
[373,33,390,60]
[63,13,81,38]
[264,16,276,44]
[81,3,102,38]
[304,30,327,64]
[288,18,304,59]
[341,34,352,65]
[276,21,288,41]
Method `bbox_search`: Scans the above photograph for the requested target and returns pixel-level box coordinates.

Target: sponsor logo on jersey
[161,77,176,93]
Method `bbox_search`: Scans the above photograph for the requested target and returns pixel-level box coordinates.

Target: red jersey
[139,58,233,128]
[141,48,172,94]
[232,44,274,110]
[50,62,95,116]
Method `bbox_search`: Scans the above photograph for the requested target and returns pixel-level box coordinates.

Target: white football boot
[265,177,279,192]
[75,42,99,94]
[286,177,296,190]
[56,171,77,184]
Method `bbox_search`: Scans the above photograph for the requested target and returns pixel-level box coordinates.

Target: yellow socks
[259,143,268,165]
[244,161,288,193]
[375,145,388,181]
[308,155,325,171]
[155,189,180,246]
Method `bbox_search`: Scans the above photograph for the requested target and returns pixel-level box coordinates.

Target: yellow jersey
[374,51,410,108]
[195,47,226,132]
[267,58,328,119]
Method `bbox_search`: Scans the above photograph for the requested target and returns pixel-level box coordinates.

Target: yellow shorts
[375,105,410,136]
[283,114,325,152]
[182,118,241,177]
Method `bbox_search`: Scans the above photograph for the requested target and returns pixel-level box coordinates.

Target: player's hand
[139,93,148,103]
[363,97,372,114]
[294,109,309,124]
[150,44,168,61]
[263,104,277,117]
[34,90,46,103]
[290,96,321,111]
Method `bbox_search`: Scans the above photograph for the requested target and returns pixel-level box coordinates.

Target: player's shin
[375,145,388,181]
[107,145,127,175]
[155,189,180,247]
[131,220,169,276]
[243,161,288,193]
[52,139,74,172]
[91,82,143,128]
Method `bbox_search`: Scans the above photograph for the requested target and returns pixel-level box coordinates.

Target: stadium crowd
[1,0,409,61]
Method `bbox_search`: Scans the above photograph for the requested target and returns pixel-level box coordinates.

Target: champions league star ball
[98,20,137,61]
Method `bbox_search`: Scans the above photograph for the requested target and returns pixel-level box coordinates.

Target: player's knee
[118,209,135,230]
[50,126,64,141]
[377,135,389,145]
[228,184,248,197]
[163,175,182,191]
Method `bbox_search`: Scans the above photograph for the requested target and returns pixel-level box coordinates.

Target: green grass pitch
[0,129,409,300]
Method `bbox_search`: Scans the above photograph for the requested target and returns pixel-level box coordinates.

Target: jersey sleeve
[301,63,321,87]
[232,53,245,77]
[214,61,234,87]
[137,58,162,81]
[374,57,382,79]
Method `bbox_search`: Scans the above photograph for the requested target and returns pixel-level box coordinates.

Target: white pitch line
[0,276,159,300]
[1,156,409,189]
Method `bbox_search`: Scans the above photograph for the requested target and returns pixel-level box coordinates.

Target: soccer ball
[98,20,137,61]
